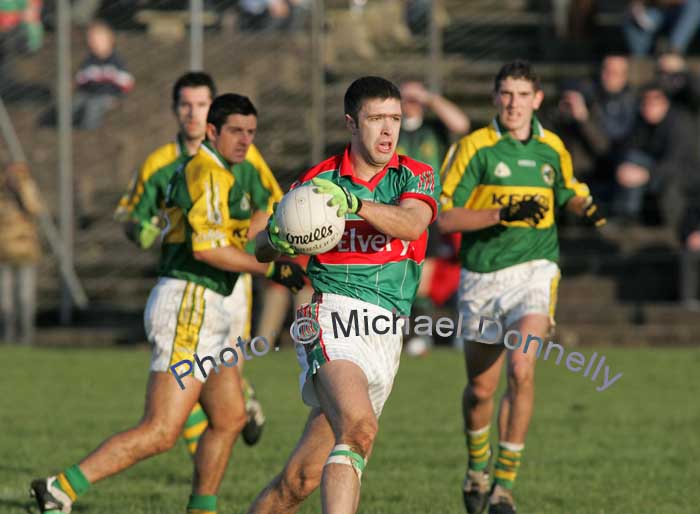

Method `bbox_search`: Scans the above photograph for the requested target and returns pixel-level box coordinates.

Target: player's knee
[280,466,321,503]
[208,402,247,435]
[141,420,180,454]
[508,360,535,390]
[467,381,497,405]
[341,416,378,456]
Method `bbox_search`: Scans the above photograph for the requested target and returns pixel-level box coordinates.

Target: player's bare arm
[194,245,272,275]
[437,207,501,233]
[357,197,433,241]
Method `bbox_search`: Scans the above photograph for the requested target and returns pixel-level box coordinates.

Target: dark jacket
[622,106,698,192]
[75,52,134,97]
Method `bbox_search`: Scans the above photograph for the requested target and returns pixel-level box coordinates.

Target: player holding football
[114,72,282,452]
[437,60,606,514]
[248,76,440,514]
[30,93,304,514]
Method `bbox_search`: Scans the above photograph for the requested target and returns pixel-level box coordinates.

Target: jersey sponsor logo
[286,225,335,246]
[494,162,512,178]
[317,220,426,265]
[491,192,549,209]
[541,164,555,185]
[518,159,536,167]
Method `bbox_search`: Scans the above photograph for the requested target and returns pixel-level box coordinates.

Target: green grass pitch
[1,345,698,513]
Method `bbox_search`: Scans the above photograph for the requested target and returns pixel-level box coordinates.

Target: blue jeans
[623,0,700,55]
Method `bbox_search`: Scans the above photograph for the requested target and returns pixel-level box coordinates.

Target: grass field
[1,345,699,514]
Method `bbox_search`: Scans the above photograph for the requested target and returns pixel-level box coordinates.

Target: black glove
[266,260,306,293]
[499,199,546,226]
[582,197,606,227]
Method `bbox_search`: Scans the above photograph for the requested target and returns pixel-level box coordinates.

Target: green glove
[312,178,361,217]
[266,205,297,257]
[137,217,162,249]
[23,22,43,53]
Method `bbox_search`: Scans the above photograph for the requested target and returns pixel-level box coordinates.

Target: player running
[437,60,606,514]
[114,72,281,451]
[248,76,440,514]
[30,93,304,514]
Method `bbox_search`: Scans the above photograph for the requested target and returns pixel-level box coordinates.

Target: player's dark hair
[207,93,258,133]
[172,72,217,106]
[494,60,541,92]
[344,76,401,122]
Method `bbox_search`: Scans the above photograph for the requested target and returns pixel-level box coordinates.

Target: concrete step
[557,323,700,347]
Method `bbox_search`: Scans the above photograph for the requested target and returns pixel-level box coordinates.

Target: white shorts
[145,277,231,382]
[222,273,253,341]
[457,259,560,343]
[294,293,404,418]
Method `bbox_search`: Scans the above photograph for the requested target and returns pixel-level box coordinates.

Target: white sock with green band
[326,444,367,482]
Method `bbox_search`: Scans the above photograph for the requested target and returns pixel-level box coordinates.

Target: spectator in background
[398,81,468,355]
[624,0,700,56]
[656,50,700,111]
[398,81,469,174]
[0,162,43,345]
[238,0,310,31]
[72,19,133,129]
[679,170,700,304]
[614,82,697,225]
[549,55,637,200]
[0,0,44,101]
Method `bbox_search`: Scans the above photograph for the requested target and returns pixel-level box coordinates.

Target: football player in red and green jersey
[249,76,440,514]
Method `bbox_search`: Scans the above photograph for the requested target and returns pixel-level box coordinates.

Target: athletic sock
[187,494,217,514]
[182,403,209,457]
[466,425,491,472]
[55,464,90,502]
[493,441,524,490]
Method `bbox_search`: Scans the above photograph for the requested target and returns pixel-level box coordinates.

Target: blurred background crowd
[0,0,698,349]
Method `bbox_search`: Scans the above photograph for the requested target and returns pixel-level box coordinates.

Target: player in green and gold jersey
[114,72,280,453]
[30,93,303,514]
[438,61,605,514]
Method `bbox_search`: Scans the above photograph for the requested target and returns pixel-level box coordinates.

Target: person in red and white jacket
[72,19,134,129]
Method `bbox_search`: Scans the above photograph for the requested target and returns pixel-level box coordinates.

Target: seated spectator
[623,0,700,56]
[72,20,133,129]
[614,82,697,225]
[238,0,309,32]
[656,50,700,112]
[0,162,43,345]
[397,80,469,174]
[548,55,637,199]
[41,20,133,129]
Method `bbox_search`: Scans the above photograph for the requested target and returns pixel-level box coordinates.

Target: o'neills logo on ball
[286,225,334,245]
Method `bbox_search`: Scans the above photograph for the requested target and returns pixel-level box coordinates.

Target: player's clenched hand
[582,196,606,227]
[266,261,306,293]
[137,217,162,249]
[312,178,360,217]
[499,199,546,227]
[266,204,297,257]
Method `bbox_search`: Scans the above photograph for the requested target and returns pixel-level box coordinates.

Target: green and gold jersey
[294,146,441,315]
[163,141,280,296]
[440,116,590,273]
[115,135,278,225]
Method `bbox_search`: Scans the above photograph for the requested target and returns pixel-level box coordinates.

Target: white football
[275,184,345,255]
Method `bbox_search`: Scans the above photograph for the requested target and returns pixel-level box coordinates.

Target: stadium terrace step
[557,322,700,347]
